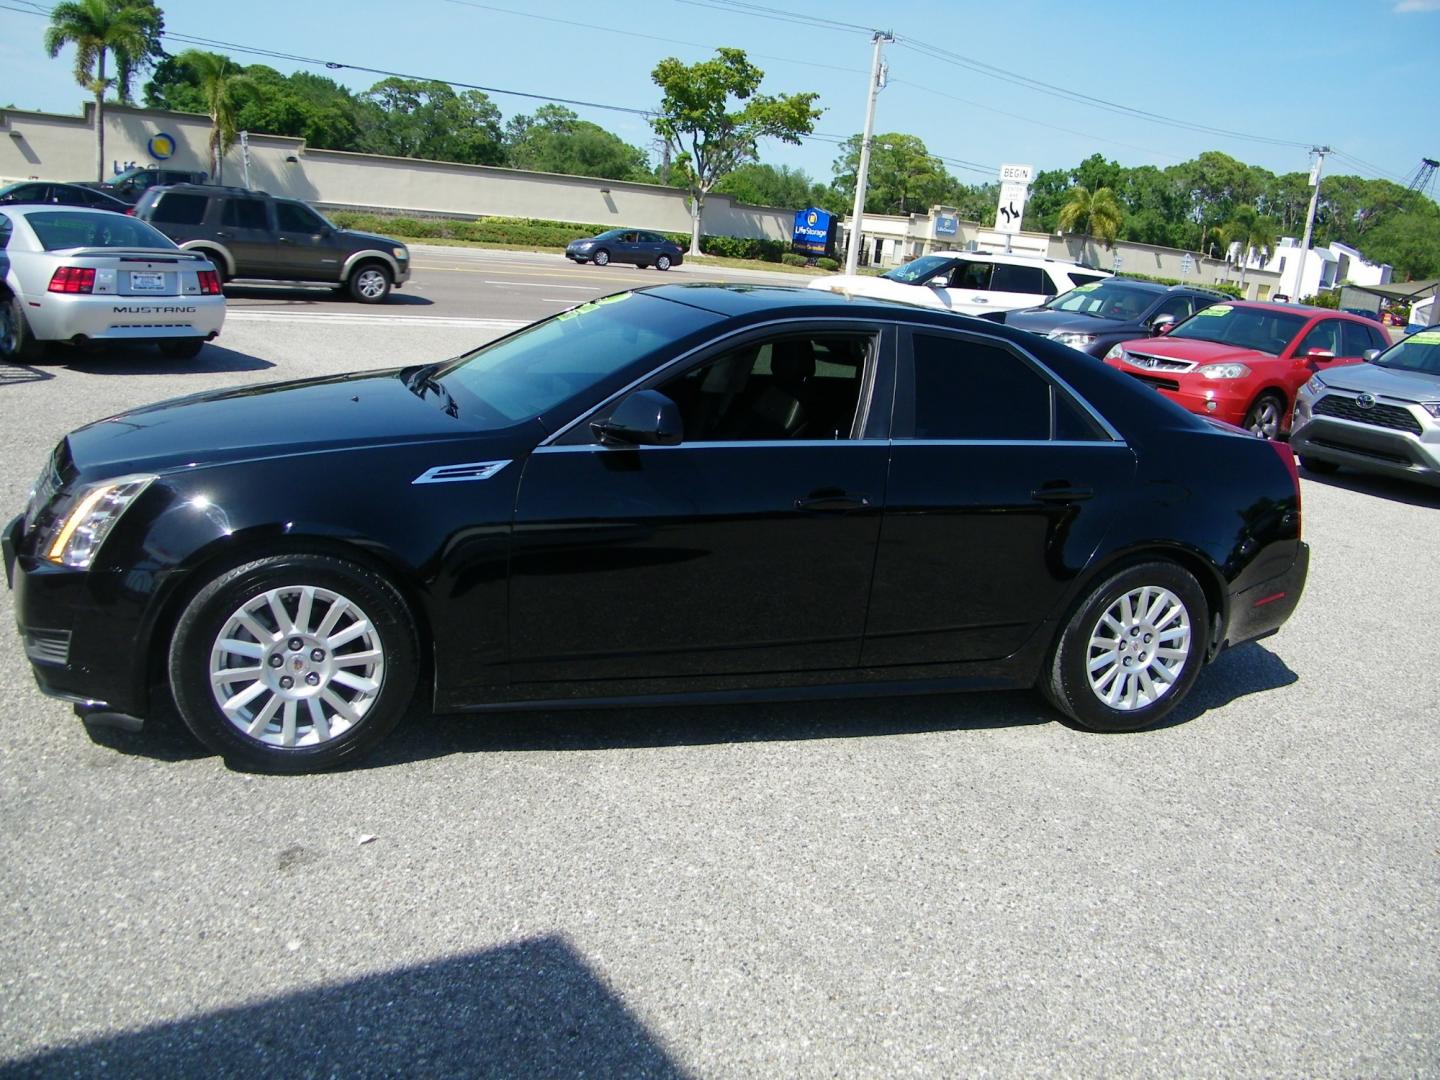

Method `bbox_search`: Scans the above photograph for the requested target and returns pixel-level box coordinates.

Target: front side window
[221,199,268,230]
[276,202,325,233]
[654,333,871,442]
[909,333,1102,441]
[24,211,175,251]
[1166,305,1307,355]
[880,254,954,286]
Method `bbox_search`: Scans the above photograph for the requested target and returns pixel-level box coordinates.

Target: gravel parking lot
[1,262,1437,1077]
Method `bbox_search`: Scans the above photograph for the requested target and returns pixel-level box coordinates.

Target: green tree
[714,163,837,210]
[44,0,162,180]
[1221,205,1279,291]
[1057,185,1124,248]
[650,48,822,255]
[831,133,950,216]
[359,78,504,165]
[505,105,652,182]
[175,50,250,184]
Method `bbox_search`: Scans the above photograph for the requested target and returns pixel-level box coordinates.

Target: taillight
[124,207,136,216]
[1267,439,1301,539]
[47,267,96,294]
[197,270,222,295]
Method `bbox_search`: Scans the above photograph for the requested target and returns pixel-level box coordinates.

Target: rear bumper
[1223,541,1310,650]
[25,293,226,343]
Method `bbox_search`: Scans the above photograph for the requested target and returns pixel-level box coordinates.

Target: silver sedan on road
[1292,328,1440,487]
[0,205,225,362]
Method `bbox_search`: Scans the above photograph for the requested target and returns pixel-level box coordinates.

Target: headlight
[1103,345,1125,362]
[577,241,594,249]
[392,247,408,260]
[1049,331,1096,348]
[1198,362,1251,379]
[41,474,155,568]
[1422,402,1440,418]
[1304,374,1326,395]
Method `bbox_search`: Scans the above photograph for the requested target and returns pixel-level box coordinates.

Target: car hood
[807,274,938,307]
[1116,337,1269,365]
[1319,363,1440,402]
[1005,308,1133,335]
[64,367,513,477]
[340,230,403,251]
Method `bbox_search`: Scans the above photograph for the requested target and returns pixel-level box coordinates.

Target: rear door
[986,263,1057,311]
[216,196,278,277]
[862,326,1135,665]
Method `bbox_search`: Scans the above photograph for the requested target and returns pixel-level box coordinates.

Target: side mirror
[925,275,949,288]
[591,390,683,447]
[1363,348,1382,362]
[1149,313,1176,335]
[1305,347,1336,361]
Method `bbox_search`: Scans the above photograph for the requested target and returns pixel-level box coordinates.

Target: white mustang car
[0,205,225,362]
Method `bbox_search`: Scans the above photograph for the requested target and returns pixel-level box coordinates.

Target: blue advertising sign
[791,207,836,256]
[934,214,958,237]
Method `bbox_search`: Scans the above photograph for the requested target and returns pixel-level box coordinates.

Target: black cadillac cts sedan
[4,285,1309,772]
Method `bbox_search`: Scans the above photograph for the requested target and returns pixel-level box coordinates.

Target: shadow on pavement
[0,360,54,387]
[223,284,434,307]
[1299,465,1440,509]
[63,342,275,375]
[1,935,689,1080]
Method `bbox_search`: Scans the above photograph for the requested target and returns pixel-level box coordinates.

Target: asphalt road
[0,250,1437,1078]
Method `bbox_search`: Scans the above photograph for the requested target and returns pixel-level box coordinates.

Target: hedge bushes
[324,210,797,263]
[1118,271,1244,299]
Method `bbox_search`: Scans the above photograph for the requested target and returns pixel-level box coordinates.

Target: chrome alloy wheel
[1085,585,1191,711]
[1246,397,1283,439]
[354,268,388,300]
[209,585,386,748]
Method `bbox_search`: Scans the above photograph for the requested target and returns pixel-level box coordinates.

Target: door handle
[971,297,989,303]
[795,491,871,512]
[214,230,230,238]
[1030,484,1094,503]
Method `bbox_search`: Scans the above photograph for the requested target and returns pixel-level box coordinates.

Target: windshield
[1044,281,1158,319]
[431,292,718,427]
[25,211,177,251]
[881,255,953,285]
[1372,330,1440,376]
[1165,304,1307,355]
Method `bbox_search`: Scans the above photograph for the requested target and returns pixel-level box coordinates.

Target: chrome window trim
[534,440,890,454]
[894,439,1130,448]
[540,316,890,447]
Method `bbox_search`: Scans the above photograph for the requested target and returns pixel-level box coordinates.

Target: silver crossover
[1291,331,1440,487]
[0,205,225,362]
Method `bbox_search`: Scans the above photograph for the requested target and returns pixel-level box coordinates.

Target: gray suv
[134,185,410,303]
[1291,330,1440,487]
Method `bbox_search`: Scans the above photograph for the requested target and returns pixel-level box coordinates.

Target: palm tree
[179,50,250,184]
[1222,205,1279,293]
[1057,185,1124,250]
[44,0,152,181]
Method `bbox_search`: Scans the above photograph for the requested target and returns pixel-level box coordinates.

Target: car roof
[0,203,125,217]
[925,249,1109,272]
[637,282,1011,322]
[1224,299,1368,319]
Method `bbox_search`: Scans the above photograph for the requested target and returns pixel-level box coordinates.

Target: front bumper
[5,513,155,715]
[24,292,226,344]
[1291,394,1440,487]
[1109,366,1252,426]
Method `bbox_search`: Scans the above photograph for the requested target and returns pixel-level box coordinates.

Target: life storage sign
[791,207,836,257]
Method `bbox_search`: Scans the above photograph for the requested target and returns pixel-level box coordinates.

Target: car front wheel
[168,554,419,772]
[348,262,392,303]
[591,249,610,267]
[1244,392,1286,440]
[1042,561,1208,733]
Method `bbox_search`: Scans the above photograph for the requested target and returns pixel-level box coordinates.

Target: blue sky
[2,0,1436,190]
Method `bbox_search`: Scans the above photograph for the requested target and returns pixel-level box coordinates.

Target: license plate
[130,272,166,292]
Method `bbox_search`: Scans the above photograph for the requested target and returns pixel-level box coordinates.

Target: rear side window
[1299,320,1342,356]
[150,193,208,226]
[910,334,1051,440]
[221,199,268,229]
[991,264,1051,295]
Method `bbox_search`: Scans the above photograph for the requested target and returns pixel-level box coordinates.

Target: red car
[1102,302,1391,438]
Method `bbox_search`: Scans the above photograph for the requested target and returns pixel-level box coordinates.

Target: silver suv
[1291,330,1440,487]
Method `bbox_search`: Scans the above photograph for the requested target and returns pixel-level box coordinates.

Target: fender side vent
[412,460,512,485]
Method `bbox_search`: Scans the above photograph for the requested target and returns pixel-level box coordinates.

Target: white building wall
[0,104,792,241]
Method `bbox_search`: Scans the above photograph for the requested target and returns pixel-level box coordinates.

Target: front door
[862,327,1135,666]
[508,324,895,687]
[275,201,343,282]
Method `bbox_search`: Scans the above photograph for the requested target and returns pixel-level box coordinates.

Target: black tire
[1243,391,1286,440]
[2,293,44,362]
[348,261,392,303]
[592,248,611,267]
[158,338,205,360]
[1298,454,1339,475]
[1041,561,1209,733]
[168,554,419,773]
[655,254,672,271]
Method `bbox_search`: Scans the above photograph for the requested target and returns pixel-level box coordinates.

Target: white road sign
[999,163,1033,184]
[995,180,1029,235]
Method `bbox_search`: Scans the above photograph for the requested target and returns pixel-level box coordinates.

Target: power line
[669,0,878,35]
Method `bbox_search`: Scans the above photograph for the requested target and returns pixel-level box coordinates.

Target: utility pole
[844,30,893,276]
[1291,145,1330,301]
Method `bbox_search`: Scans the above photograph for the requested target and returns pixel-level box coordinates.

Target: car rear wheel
[348,262,392,303]
[1243,392,1286,440]
[592,249,611,267]
[1298,454,1339,475]
[158,338,205,360]
[169,554,419,773]
[1,294,43,362]
[656,254,673,271]
[1042,561,1208,733]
